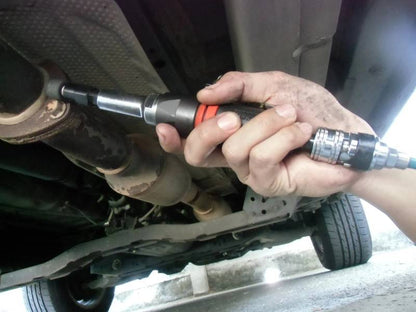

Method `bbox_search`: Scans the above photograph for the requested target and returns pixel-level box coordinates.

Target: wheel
[23,270,114,312]
[310,193,372,270]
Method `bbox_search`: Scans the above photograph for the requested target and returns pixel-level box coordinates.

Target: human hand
[156,71,374,197]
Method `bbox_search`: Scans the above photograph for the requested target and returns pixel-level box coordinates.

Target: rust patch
[0,99,72,143]
[45,100,67,119]
[128,183,152,195]
[45,100,58,112]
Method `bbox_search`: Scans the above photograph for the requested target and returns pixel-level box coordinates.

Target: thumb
[156,123,185,154]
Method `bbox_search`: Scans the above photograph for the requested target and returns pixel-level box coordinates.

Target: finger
[184,112,241,167]
[247,122,313,195]
[197,71,287,105]
[156,123,228,167]
[156,123,185,154]
[221,104,297,181]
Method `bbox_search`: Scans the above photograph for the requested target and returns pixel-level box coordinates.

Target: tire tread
[23,280,54,312]
[311,193,372,270]
[23,277,114,312]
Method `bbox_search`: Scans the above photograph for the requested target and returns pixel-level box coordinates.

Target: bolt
[232,232,241,240]
[45,100,58,112]
[112,259,122,271]
[45,100,66,119]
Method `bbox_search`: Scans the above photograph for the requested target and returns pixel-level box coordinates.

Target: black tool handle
[216,104,265,126]
[150,94,266,137]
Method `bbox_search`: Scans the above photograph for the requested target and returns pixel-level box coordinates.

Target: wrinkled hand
[156,71,374,197]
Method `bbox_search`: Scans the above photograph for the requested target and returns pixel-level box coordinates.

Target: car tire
[23,272,114,312]
[310,193,372,270]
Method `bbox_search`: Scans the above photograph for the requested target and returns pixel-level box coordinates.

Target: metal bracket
[243,188,299,223]
[0,98,73,144]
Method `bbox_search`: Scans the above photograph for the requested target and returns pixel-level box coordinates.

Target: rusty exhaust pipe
[0,41,231,220]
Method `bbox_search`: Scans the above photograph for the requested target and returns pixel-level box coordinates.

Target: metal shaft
[53,83,415,171]
[308,128,411,170]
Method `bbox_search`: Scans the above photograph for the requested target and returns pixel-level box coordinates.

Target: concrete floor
[144,247,416,312]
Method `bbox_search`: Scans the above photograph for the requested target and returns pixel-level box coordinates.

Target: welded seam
[292,37,332,59]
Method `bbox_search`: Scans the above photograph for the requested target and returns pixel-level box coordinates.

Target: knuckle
[271,71,285,81]
[236,173,250,185]
[222,71,242,81]
[271,70,283,78]
[250,146,272,164]
[184,151,203,167]
[222,142,243,164]
[249,182,277,198]
[284,128,298,145]
[197,126,212,142]
[183,145,204,167]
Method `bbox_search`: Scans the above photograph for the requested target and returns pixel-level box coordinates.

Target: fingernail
[217,113,239,131]
[275,104,296,118]
[296,122,313,135]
